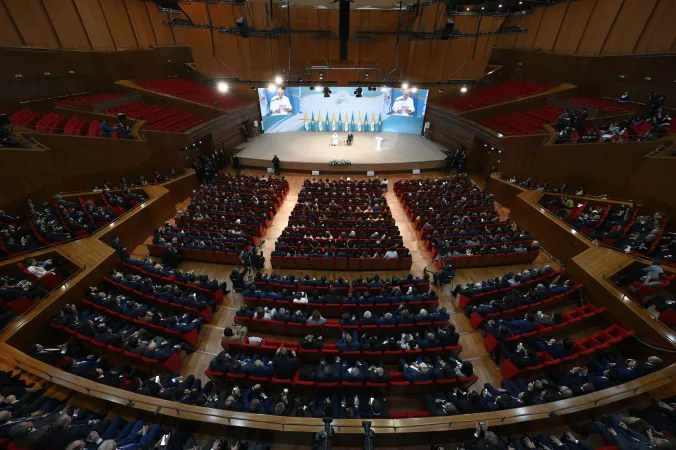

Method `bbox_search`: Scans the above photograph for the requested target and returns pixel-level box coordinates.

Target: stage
[235,131,447,173]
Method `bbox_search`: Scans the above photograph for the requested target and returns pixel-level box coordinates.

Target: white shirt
[393,96,415,115]
[269,96,292,115]
[27,265,48,278]
[384,250,399,259]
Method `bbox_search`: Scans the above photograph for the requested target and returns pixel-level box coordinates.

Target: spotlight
[268,83,277,92]
[498,4,502,7]
[438,86,444,92]
[236,16,247,28]
[481,6,484,9]
[466,7,470,10]
[217,82,229,93]
[411,87,418,93]
[250,85,256,90]
[401,82,409,89]
[365,71,369,79]
[319,72,324,80]
[275,75,283,84]
[354,87,363,97]
[497,132,504,138]
[315,85,322,92]
[68,70,75,74]
[323,86,331,97]
[460,86,468,93]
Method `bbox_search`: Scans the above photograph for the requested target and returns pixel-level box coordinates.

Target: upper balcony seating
[53,93,122,107]
[139,78,247,109]
[446,81,552,111]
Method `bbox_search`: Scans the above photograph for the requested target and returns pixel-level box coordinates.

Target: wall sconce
[69,70,75,74]
[644,77,652,81]
[14,74,22,78]
[44,72,51,76]
[618,74,625,79]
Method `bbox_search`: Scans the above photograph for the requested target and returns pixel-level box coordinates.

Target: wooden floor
[132,169,560,407]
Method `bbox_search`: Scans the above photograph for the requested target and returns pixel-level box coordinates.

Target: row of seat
[271,255,414,270]
[53,93,122,107]
[104,276,214,322]
[470,284,583,328]
[122,262,225,304]
[500,325,634,379]
[484,303,607,353]
[568,97,637,113]
[80,297,199,345]
[148,243,241,265]
[234,315,447,337]
[249,279,430,294]
[436,250,540,269]
[205,368,478,395]
[243,295,440,317]
[51,321,182,372]
[446,81,552,111]
[139,78,246,110]
[457,269,562,309]
[222,337,463,363]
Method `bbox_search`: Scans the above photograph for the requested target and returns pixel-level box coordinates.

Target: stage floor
[235,132,447,170]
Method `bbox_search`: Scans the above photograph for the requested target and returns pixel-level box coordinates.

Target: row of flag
[304,111,384,132]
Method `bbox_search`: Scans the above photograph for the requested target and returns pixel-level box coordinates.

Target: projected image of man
[393,90,415,116]
[270,88,293,115]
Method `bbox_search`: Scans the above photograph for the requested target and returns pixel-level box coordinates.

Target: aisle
[133,169,559,392]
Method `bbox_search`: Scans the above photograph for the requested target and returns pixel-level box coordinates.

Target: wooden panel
[0,0,22,46]
[42,0,91,50]
[249,3,274,80]
[145,2,175,45]
[100,0,138,50]
[632,0,676,54]
[462,16,502,80]
[514,6,544,49]
[602,0,658,55]
[532,2,568,51]
[123,0,156,49]
[552,0,596,54]
[210,4,247,80]
[577,0,622,55]
[4,0,60,48]
[493,15,520,49]
[73,0,115,50]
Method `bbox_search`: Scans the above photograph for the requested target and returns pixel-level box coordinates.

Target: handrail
[0,341,674,435]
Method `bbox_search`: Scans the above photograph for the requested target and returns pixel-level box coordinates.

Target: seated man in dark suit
[494,341,541,368]
[315,358,341,382]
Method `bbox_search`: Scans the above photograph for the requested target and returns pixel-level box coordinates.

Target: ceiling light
[498,4,502,7]
[319,72,324,80]
[466,7,470,10]
[315,85,322,92]
[268,83,277,91]
[438,86,444,92]
[365,71,369,79]
[481,6,484,9]
[217,82,229,93]
[411,87,417,93]
[460,86,468,93]
[401,82,409,89]
[275,75,283,84]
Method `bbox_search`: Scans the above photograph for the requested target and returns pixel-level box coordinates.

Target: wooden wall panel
[570,0,621,55]
[41,0,90,50]
[124,0,156,49]
[73,0,115,50]
[634,0,676,54]
[462,16,502,80]
[443,16,476,80]
[552,0,595,54]
[100,0,138,50]
[514,5,544,49]
[145,3,175,46]
[493,15,519,49]
[4,0,60,48]
[532,2,568,51]
[602,0,657,55]
[0,1,22,46]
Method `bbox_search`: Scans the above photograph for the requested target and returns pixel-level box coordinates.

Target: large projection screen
[258,86,429,135]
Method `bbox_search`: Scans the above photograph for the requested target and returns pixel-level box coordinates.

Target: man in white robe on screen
[269,88,292,115]
[393,90,415,116]
[331,132,339,146]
